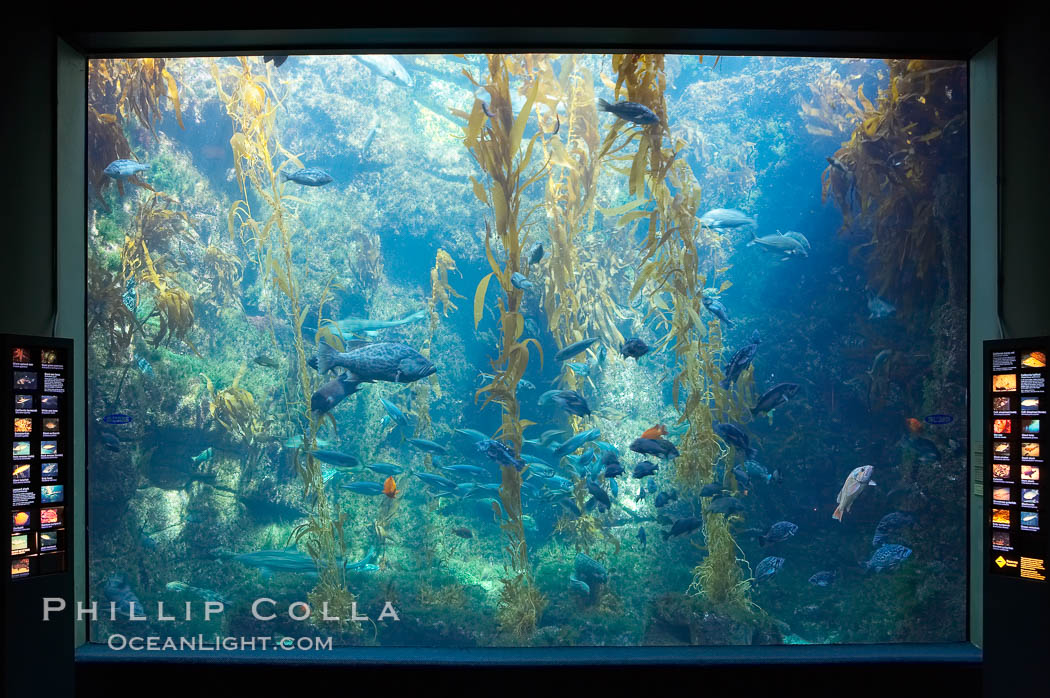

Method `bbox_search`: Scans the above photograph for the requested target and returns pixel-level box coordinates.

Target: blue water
[86,54,969,648]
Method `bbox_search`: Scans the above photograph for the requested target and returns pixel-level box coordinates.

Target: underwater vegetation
[85,53,970,649]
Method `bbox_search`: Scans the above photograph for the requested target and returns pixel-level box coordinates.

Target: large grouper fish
[316,340,436,384]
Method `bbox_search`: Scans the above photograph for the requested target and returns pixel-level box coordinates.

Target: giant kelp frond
[821,59,967,309]
[201,363,264,446]
[86,255,137,364]
[430,248,465,317]
[797,64,868,140]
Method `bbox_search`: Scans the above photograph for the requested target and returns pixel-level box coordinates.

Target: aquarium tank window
[85,54,969,648]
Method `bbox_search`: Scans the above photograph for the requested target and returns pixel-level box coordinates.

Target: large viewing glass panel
[85,54,968,647]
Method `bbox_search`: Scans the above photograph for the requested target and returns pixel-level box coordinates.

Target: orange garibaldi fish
[832,465,876,521]
[641,424,668,440]
[383,476,398,499]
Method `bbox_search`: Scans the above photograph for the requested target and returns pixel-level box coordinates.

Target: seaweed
[458,54,550,640]
[86,255,137,364]
[820,59,967,311]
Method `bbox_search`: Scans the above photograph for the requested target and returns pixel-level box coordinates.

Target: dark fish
[751,383,800,417]
[707,496,744,515]
[808,570,837,587]
[414,472,458,491]
[712,422,757,459]
[654,490,678,508]
[872,512,914,547]
[759,521,798,546]
[555,338,599,362]
[638,527,647,550]
[481,101,495,118]
[281,167,333,186]
[604,461,625,479]
[528,242,545,265]
[100,432,121,452]
[103,159,149,179]
[253,354,280,369]
[699,483,722,498]
[310,374,362,415]
[452,527,473,539]
[732,464,751,492]
[863,544,912,572]
[597,98,659,125]
[587,480,611,509]
[407,438,447,455]
[720,340,760,389]
[510,272,533,290]
[310,450,359,467]
[476,439,525,471]
[620,337,650,360]
[662,516,703,540]
[629,438,679,460]
[754,556,784,584]
[632,460,659,478]
[317,341,436,384]
[702,295,733,326]
[341,481,386,496]
[541,389,591,417]
[380,398,410,430]
[906,436,941,464]
[264,55,288,68]
[744,460,772,484]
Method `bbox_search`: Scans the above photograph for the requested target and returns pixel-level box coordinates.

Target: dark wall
[0,23,55,336]
[999,14,1050,337]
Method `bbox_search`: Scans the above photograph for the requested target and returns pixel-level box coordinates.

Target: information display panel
[985,338,1047,582]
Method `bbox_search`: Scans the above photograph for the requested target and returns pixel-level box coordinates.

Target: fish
[476,439,525,471]
[712,422,757,459]
[103,159,149,179]
[566,361,591,377]
[751,383,800,417]
[632,461,659,478]
[905,435,941,463]
[586,480,611,509]
[310,373,362,415]
[510,272,533,290]
[759,521,798,546]
[452,527,473,539]
[540,429,567,446]
[555,338,599,362]
[263,55,288,68]
[867,349,893,378]
[13,464,30,477]
[620,337,650,359]
[233,550,319,577]
[414,472,458,491]
[748,230,807,257]
[629,438,679,460]
[604,461,625,479]
[782,231,811,256]
[122,276,137,311]
[744,460,772,484]
[310,450,359,467]
[316,340,436,384]
[328,308,427,336]
[341,481,387,496]
[699,208,756,229]
[662,516,702,540]
[539,389,591,417]
[479,374,535,391]
[832,465,876,521]
[597,98,659,124]
[528,242,544,265]
[867,293,896,319]
[654,490,678,508]
[634,421,667,438]
[1021,398,1039,408]
[380,398,411,430]
[720,337,760,390]
[441,464,490,478]
[165,581,229,605]
[732,464,751,492]
[569,574,591,597]
[863,544,912,572]
[281,167,333,186]
[253,354,280,368]
[754,556,784,584]
[137,357,154,377]
[702,295,733,326]
[905,417,923,434]
[103,573,144,617]
[407,438,447,455]
[190,447,213,465]
[354,55,413,88]
[699,483,723,498]
[638,527,647,550]
[383,476,398,499]
[872,511,914,547]
[455,428,490,442]
[808,571,837,587]
[707,495,745,515]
